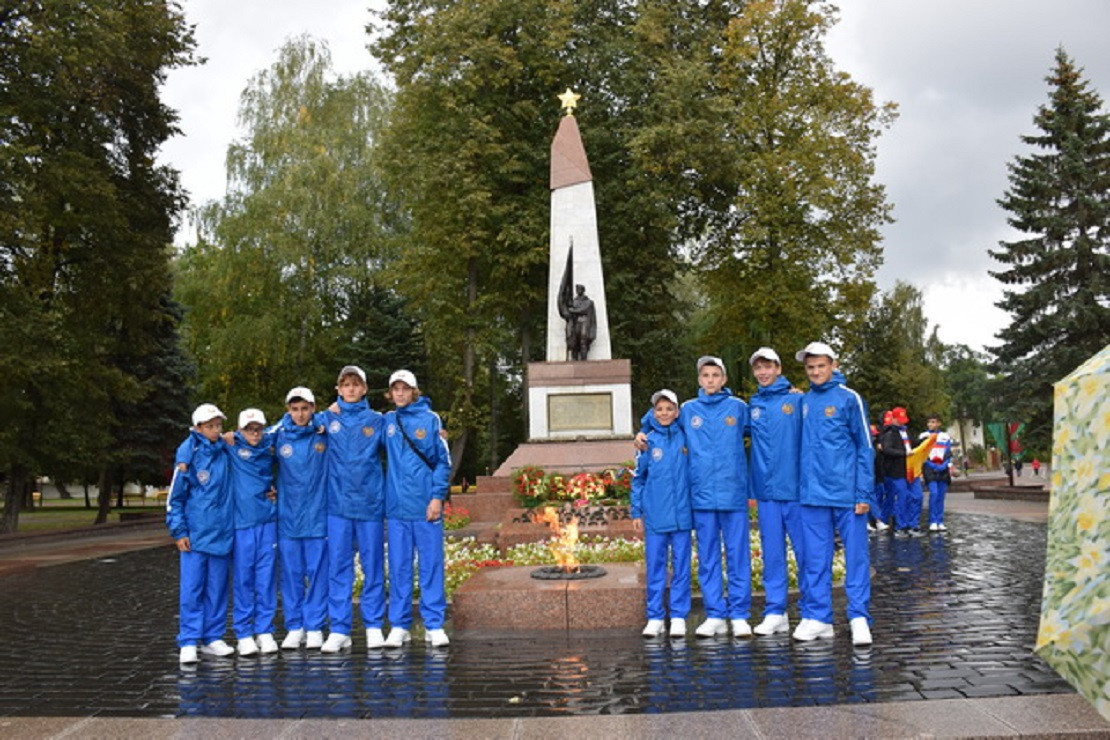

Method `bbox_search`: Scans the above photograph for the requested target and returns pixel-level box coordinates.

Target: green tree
[634,0,894,383]
[941,344,993,461]
[843,281,949,430]
[175,37,416,419]
[990,48,1110,452]
[0,1,197,531]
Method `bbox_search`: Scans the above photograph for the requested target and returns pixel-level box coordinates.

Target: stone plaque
[548,393,612,432]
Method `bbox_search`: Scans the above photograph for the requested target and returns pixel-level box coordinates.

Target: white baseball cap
[696,355,726,376]
[238,408,266,429]
[795,341,838,362]
[389,369,418,388]
[191,403,225,426]
[285,386,316,405]
[749,347,781,366]
[650,389,679,407]
[337,365,367,384]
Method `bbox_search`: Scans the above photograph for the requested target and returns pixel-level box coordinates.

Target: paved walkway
[0,494,1107,737]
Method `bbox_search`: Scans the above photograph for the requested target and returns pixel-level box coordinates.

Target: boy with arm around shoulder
[631,389,693,639]
[166,404,235,664]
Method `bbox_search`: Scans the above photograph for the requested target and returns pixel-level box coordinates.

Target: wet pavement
[0,511,1077,721]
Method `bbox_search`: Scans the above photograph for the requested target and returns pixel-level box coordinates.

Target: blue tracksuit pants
[798,504,870,625]
[177,549,230,647]
[693,509,751,620]
[887,476,922,530]
[874,479,893,523]
[756,499,806,616]
[327,515,386,633]
[928,480,948,525]
[388,518,447,630]
[644,530,692,621]
[278,536,328,631]
[232,522,277,638]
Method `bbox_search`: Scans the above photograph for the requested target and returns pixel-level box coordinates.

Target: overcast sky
[159,0,1110,355]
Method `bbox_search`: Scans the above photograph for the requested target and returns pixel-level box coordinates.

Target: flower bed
[512,465,633,508]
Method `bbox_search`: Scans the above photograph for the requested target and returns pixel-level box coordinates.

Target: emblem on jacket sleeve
[690,415,703,429]
[387,424,396,437]
[415,428,427,440]
[362,426,374,437]
[328,420,341,434]
[782,403,794,415]
[751,408,762,420]
[824,406,837,417]
[652,447,663,461]
[238,448,252,460]
[280,444,293,458]
[725,416,737,426]
[197,470,210,485]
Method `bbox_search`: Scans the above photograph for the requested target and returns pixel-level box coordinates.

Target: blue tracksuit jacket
[799,377,873,507]
[273,413,328,539]
[748,376,802,502]
[323,399,385,521]
[384,396,451,520]
[166,430,233,556]
[630,413,692,534]
[229,430,276,529]
[680,388,750,510]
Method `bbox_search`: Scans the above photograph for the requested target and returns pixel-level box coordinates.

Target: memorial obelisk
[505,90,634,464]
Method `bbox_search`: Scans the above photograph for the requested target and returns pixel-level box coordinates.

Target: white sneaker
[179,645,198,664]
[305,630,324,649]
[669,618,686,638]
[425,629,450,647]
[929,522,940,532]
[753,613,790,635]
[383,628,410,648]
[365,628,385,649]
[642,619,665,637]
[201,639,234,657]
[937,523,947,532]
[281,629,305,649]
[256,633,279,654]
[731,619,752,638]
[694,617,728,637]
[792,619,834,641]
[850,617,873,646]
[875,520,890,531]
[320,632,351,653]
[237,636,259,656]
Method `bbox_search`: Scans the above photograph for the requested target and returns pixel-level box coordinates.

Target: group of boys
[872,408,954,536]
[166,365,451,665]
[631,341,874,646]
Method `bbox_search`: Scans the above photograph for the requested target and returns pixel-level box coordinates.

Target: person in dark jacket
[877,406,923,536]
[631,389,693,638]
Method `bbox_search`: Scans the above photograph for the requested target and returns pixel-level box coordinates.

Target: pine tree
[990,49,1110,450]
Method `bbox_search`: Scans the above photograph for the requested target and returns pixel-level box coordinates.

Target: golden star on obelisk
[557,88,581,116]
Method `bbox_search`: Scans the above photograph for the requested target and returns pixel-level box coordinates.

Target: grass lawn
[9,504,164,533]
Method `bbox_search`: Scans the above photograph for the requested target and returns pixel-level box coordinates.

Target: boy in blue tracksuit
[321,365,387,653]
[382,369,452,648]
[167,403,235,664]
[631,389,693,639]
[274,386,329,650]
[746,347,807,636]
[228,408,278,656]
[793,342,874,646]
[921,414,953,531]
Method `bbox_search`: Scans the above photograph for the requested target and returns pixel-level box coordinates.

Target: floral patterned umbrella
[1036,343,1110,721]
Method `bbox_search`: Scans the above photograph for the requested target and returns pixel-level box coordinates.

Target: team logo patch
[652,447,663,461]
[387,424,397,437]
[782,403,794,415]
[415,428,427,440]
[329,420,341,434]
[751,408,762,420]
[314,442,326,453]
[824,406,837,417]
[690,415,704,429]
[197,470,210,485]
[238,447,252,460]
[725,416,737,426]
[280,444,293,458]
[362,426,374,437]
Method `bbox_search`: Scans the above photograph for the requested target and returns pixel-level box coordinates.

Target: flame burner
[530,565,608,581]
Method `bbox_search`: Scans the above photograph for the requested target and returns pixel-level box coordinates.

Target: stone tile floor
[0,512,1073,719]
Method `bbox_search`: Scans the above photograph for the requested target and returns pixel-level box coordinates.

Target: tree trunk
[95,466,113,525]
[449,256,479,483]
[488,354,499,475]
[83,482,91,509]
[1,464,29,534]
[520,309,531,439]
[55,480,74,500]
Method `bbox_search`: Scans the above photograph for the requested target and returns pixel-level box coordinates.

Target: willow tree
[176,37,416,418]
